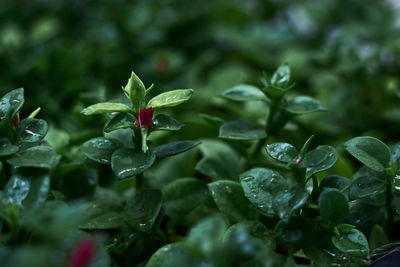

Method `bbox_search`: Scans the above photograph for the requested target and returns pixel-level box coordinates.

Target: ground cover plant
[1,0,400,266]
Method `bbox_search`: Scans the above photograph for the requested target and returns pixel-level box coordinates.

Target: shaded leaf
[7,146,59,169]
[152,114,184,131]
[82,137,122,164]
[104,113,135,133]
[344,136,390,171]
[208,180,258,224]
[154,140,200,159]
[319,188,349,226]
[219,120,266,140]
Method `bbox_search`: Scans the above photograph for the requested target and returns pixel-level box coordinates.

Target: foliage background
[1,0,400,266]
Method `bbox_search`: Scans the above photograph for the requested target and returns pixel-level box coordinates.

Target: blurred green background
[1,0,400,145]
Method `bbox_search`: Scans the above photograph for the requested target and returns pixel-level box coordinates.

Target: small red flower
[68,237,97,267]
[136,107,154,128]
[156,59,168,73]
[295,159,301,164]
[13,114,19,127]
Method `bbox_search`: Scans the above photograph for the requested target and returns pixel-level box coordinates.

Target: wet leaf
[266,142,298,163]
[7,146,59,169]
[81,102,133,115]
[221,84,268,102]
[284,96,326,114]
[319,188,349,226]
[152,114,184,131]
[146,89,194,108]
[16,118,48,144]
[154,140,200,159]
[111,148,155,178]
[82,137,122,164]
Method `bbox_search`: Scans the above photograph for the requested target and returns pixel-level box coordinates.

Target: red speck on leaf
[13,114,19,127]
[136,107,154,128]
[68,237,97,267]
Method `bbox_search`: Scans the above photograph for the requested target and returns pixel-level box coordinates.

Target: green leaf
[369,224,389,250]
[163,178,210,218]
[303,145,338,176]
[111,148,155,179]
[284,96,326,114]
[344,136,391,171]
[0,88,24,123]
[146,89,194,108]
[221,84,268,102]
[146,243,206,267]
[81,102,132,116]
[152,114,184,131]
[240,168,287,216]
[0,138,18,157]
[125,189,162,232]
[153,140,201,159]
[219,120,267,140]
[319,175,351,192]
[187,216,226,254]
[103,113,135,133]
[347,200,385,233]
[224,221,275,249]
[349,176,386,200]
[266,143,298,163]
[273,188,308,222]
[80,199,123,229]
[195,140,243,181]
[332,224,369,259]
[5,169,50,208]
[271,63,290,88]
[319,188,349,226]
[15,118,48,144]
[208,180,258,224]
[7,146,59,169]
[122,71,146,111]
[82,137,122,164]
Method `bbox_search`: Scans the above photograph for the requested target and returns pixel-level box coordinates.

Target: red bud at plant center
[136,107,154,128]
[68,237,97,267]
[13,114,19,127]
[295,159,301,164]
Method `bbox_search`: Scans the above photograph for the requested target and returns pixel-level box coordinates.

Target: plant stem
[136,173,144,189]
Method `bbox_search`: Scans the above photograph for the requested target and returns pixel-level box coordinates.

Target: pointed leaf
[16,118,48,144]
[146,243,205,267]
[146,89,194,108]
[123,71,146,111]
[82,137,122,164]
[271,63,290,88]
[154,140,200,159]
[152,114,184,131]
[219,120,266,140]
[81,102,132,116]
[111,148,155,179]
[284,96,326,114]
[221,84,268,102]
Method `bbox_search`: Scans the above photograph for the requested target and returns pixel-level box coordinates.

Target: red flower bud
[68,237,97,267]
[136,107,154,128]
[13,114,19,127]
[295,159,301,164]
